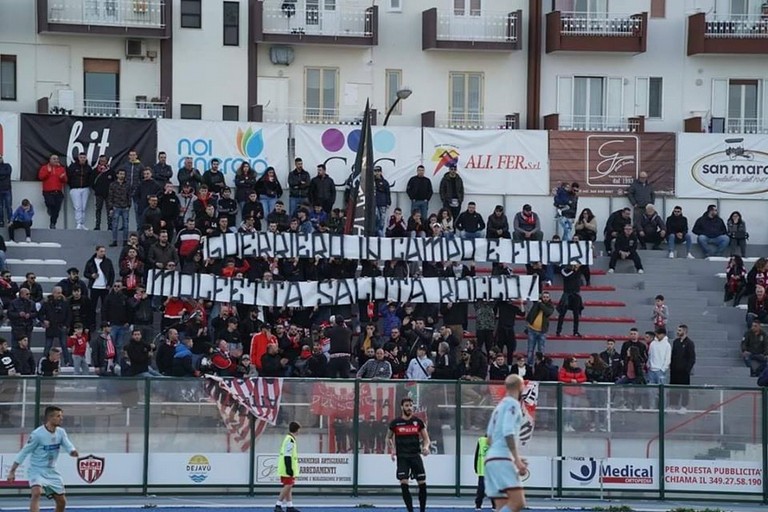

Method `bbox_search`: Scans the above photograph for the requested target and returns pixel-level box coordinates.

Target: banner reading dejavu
[549,131,676,196]
[19,114,157,181]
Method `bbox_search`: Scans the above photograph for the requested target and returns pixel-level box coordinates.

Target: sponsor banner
[460,455,552,489]
[676,133,768,198]
[562,457,658,490]
[0,112,20,180]
[255,453,352,486]
[358,454,456,486]
[147,453,249,486]
[19,114,157,181]
[294,125,421,192]
[146,271,540,305]
[157,120,289,185]
[0,453,143,487]
[423,128,548,195]
[549,132,676,196]
[665,459,763,494]
[203,232,593,265]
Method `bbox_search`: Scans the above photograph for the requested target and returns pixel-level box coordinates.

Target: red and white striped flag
[205,375,283,452]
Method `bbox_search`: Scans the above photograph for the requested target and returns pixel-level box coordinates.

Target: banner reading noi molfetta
[294,124,422,192]
[423,128,549,195]
[203,232,593,265]
[157,119,289,186]
[146,272,539,306]
[676,133,768,198]
[19,114,157,181]
[548,131,676,196]
[0,112,20,180]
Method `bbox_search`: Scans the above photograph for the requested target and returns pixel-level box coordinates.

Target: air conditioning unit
[126,39,145,59]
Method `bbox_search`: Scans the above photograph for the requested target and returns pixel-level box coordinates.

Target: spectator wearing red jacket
[212,339,238,377]
[558,357,587,432]
[37,154,67,229]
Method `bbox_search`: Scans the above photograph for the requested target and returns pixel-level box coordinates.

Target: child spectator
[8,199,34,242]
[652,294,669,329]
[67,323,89,375]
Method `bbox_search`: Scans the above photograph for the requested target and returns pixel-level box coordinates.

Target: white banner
[665,459,763,494]
[157,119,289,186]
[148,453,250,486]
[562,457,658,490]
[147,272,539,306]
[676,133,768,198]
[255,453,352,486]
[459,455,552,489]
[203,233,593,265]
[1,452,143,486]
[423,128,549,195]
[0,112,20,180]
[293,124,422,192]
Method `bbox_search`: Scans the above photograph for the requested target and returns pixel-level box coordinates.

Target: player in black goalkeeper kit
[386,397,431,512]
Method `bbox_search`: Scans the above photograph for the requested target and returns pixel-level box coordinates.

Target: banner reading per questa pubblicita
[676,133,768,198]
[423,128,549,195]
[294,124,422,192]
[157,120,289,186]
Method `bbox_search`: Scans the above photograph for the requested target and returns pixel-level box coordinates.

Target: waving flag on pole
[344,100,376,236]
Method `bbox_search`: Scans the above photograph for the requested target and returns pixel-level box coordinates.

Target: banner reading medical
[19,114,157,181]
[0,112,20,180]
[157,119,289,186]
[562,457,658,490]
[676,133,768,198]
[549,131,676,196]
[203,233,592,265]
[146,272,539,306]
[294,124,421,192]
[423,128,549,195]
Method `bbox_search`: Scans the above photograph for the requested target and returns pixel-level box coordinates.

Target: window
[449,72,483,126]
[730,0,748,15]
[222,105,239,121]
[635,77,663,119]
[305,67,338,122]
[0,55,17,101]
[454,0,481,16]
[180,0,201,28]
[558,75,623,129]
[387,0,402,12]
[728,79,759,131]
[573,76,604,127]
[180,104,202,119]
[83,58,119,116]
[223,2,239,46]
[385,69,403,116]
[554,0,608,14]
[650,0,666,18]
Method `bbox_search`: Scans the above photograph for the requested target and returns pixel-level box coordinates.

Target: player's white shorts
[28,468,66,496]
[484,457,523,498]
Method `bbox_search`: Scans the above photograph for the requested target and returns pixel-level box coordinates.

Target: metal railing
[705,14,768,39]
[262,106,375,125]
[47,0,165,28]
[558,115,640,132]
[261,0,373,37]
[439,112,518,130]
[726,117,768,134]
[49,98,167,118]
[435,10,518,43]
[559,11,642,36]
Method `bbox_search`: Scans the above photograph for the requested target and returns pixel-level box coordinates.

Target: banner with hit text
[157,120,289,186]
[0,112,20,180]
[294,124,422,192]
[422,128,549,195]
[19,114,157,181]
[676,133,768,198]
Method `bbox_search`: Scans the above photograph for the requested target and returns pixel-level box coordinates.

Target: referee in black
[386,397,431,512]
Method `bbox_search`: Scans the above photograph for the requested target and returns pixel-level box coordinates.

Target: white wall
[0,0,161,115]
[170,0,249,120]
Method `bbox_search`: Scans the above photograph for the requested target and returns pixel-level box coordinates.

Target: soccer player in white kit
[484,374,528,512]
[6,406,78,512]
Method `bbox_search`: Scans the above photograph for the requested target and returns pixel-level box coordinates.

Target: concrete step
[5,241,62,249]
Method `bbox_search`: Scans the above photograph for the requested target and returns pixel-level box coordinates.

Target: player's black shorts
[396,455,426,481]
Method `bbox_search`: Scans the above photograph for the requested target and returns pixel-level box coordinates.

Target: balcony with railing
[39,0,170,37]
[544,113,645,133]
[37,95,168,119]
[420,111,520,130]
[546,10,647,53]
[422,8,522,51]
[688,12,768,55]
[254,0,377,46]
[260,106,378,125]
[684,116,768,134]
